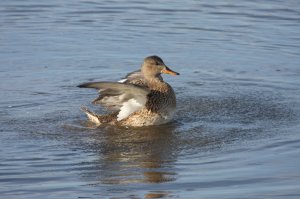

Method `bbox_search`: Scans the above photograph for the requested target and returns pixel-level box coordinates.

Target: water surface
[1,0,300,198]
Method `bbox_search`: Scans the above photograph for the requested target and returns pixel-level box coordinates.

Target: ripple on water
[1,0,300,198]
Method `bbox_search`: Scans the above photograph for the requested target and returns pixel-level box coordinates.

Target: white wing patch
[118,79,127,83]
[117,99,144,121]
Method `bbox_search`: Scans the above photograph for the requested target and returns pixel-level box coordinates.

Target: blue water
[1,0,300,198]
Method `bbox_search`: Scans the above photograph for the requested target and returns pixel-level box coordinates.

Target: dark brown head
[141,55,179,78]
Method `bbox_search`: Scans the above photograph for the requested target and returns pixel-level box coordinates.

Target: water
[1,0,300,198]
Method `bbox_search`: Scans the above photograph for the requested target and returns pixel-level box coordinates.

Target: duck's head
[141,55,179,78]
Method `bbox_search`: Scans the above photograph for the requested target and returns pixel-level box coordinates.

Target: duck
[78,55,179,127]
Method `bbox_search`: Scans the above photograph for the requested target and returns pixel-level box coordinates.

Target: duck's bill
[161,66,180,76]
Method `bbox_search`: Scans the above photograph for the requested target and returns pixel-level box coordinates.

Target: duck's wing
[118,70,142,83]
[78,81,150,121]
[118,70,163,86]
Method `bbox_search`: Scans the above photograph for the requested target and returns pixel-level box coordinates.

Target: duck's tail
[80,106,101,125]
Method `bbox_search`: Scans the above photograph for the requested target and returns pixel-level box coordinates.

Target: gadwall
[78,55,179,127]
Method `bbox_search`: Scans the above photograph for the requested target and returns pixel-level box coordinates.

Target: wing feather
[78,81,150,120]
[117,70,163,86]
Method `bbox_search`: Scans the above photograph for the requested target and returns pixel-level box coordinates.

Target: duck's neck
[145,75,168,92]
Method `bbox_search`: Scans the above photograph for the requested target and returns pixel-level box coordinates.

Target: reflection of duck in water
[78,55,179,127]
[88,124,178,186]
